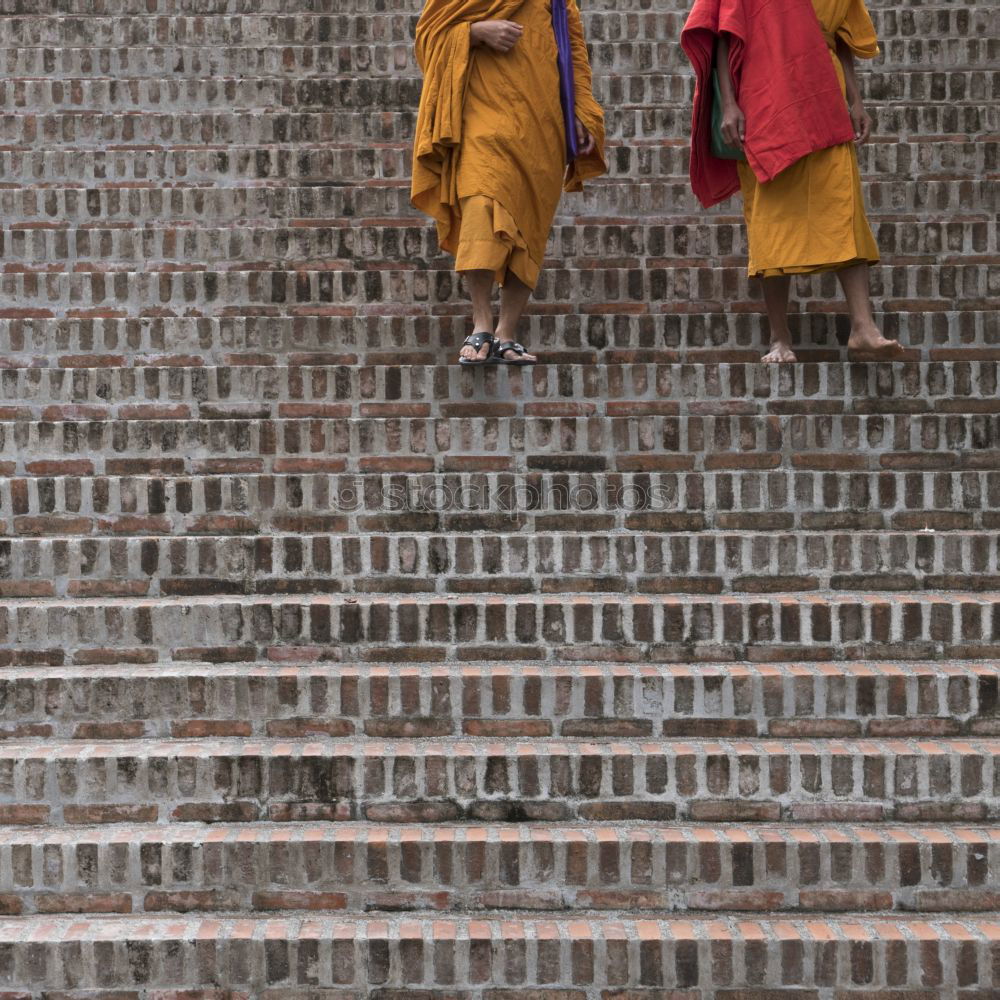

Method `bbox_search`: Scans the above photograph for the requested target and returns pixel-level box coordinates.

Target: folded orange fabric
[681,0,857,207]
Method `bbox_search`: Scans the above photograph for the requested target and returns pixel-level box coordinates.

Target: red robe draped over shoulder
[680,0,857,207]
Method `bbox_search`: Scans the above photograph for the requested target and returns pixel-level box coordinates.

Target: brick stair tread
[6,528,1000,601]
[0,735,994,828]
[0,6,989,30]
[6,414,999,478]
[0,819,995,918]
[0,270,987,315]
[0,267,990,310]
[4,228,993,271]
[1,658,994,741]
[5,72,993,115]
[4,818,994,845]
[1,313,993,368]
[0,211,988,227]
[6,657,995,677]
[2,116,993,155]
[5,469,995,536]
[4,362,997,417]
[0,216,992,240]
[14,591,1000,605]
[10,592,1000,665]
[1,41,991,76]
[5,347,999,368]
[0,54,993,74]
[0,913,995,997]
[0,254,994,274]
[1,734,995,754]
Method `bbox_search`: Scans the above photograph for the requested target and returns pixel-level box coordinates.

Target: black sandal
[491,340,536,366]
[459,330,496,366]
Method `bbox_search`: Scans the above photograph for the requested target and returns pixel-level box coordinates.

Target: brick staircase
[0,0,998,994]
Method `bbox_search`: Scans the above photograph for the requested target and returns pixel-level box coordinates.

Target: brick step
[5,530,1000,600]
[0,0,975,14]
[0,36,990,76]
[1,314,993,368]
[0,734,996,824]
[3,218,994,266]
[0,0,997,40]
[7,592,1000,662]
[4,363,996,417]
[0,8,990,46]
[1,659,993,740]
[5,469,995,536]
[0,139,993,187]
[1,107,994,153]
[0,821,995,917]
[0,183,989,226]
[0,913,994,996]
[1,180,986,229]
[0,42,997,81]
[3,70,995,112]
[4,414,999,478]
[0,264,992,314]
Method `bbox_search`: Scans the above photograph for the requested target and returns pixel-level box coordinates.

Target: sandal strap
[494,340,527,357]
[463,331,495,351]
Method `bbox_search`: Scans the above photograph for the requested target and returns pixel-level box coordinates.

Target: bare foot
[847,324,904,360]
[761,340,797,363]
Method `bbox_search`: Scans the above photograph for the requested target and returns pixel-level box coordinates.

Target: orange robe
[737,0,881,276]
[411,0,606,288]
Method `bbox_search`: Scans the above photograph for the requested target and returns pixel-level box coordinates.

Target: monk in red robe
[683,0,904,362]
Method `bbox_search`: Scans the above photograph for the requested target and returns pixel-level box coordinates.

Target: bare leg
[495,272,537,361]
[761,274,797,363]
[460,269,495,361]
[838,262,903,357]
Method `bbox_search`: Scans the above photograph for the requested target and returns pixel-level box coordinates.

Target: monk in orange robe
[412,0,606,364]
[714,0,904,362]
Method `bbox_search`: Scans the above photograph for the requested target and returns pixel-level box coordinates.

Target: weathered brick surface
[0,822,993,916]
[0,914,995,993]
[0,0,996,992]
[2,529,1000,597]
[0,660,993,739]
[0,736,995,824]
[2,312,997,368]
[7,592,1000,662]
[2,363,997,417]
[4,470,999,533]
[5,413,1000,478]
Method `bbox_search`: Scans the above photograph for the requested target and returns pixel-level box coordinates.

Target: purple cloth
[551,0,579,163]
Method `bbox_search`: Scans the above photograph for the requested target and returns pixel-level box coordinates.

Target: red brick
[35,892,133,914]
[0,806,49,825]
[144,891,242,912]
[64,805,157,824]
[251,891,348,911]
[798,890,894,911]
[14,516,93,536]
[171,720,253,738]
[23,459,95,475]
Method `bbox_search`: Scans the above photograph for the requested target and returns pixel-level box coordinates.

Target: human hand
[720,99,745,150]
[574,116,596,156]
[470,19,523,52]
[849,99,872,144]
